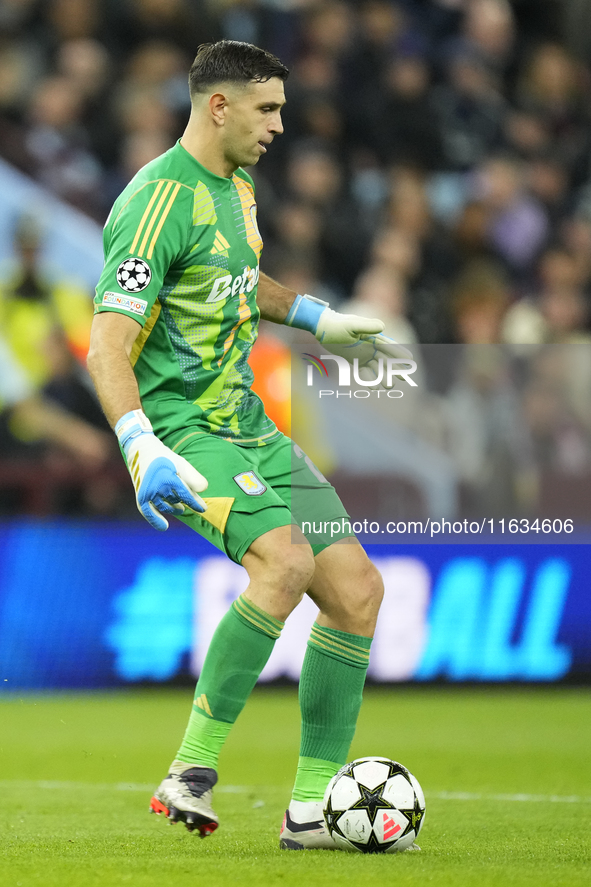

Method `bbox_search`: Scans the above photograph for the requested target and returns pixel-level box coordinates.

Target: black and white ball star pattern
[116,258,152,293]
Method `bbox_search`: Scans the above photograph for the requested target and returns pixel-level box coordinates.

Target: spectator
[515,42,590,181]
[24,75,103,217]
[368,53,443,170]
[342,0,416,138]
[434,47,506,170]
[46,0,100,44]
[503,108,552,160]
[302,1,354,61]
[267,200,324,276]
[383,168,458,342]
[450,258,510,343]
[562,214,591,287]
[0,213,107,429]
[0,329,110,469]
[503,247,591,345]
[371,225,421,281]
[56,38,118,169]
[523,347,591,478]
[285,146,369,294]
[347,263,418,344]
[444,342,536,517]
[125,0,217,55]
[450,0,516,82]
[472,154,549,276]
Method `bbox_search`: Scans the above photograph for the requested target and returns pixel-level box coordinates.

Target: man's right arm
[86,309,208,530]
[87,311,143,428]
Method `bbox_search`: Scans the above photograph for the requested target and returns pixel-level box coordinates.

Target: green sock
[176,593,284,769]
[292,622,372,802]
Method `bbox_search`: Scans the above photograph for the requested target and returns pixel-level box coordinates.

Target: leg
[176,524,313,762]
[280,539,383,849]
[298,538,384,794]
[241,523,315,620]
[152,525,314,834]
[308,537,384,636]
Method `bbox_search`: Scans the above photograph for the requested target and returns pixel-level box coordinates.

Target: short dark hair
[189,40,289,98]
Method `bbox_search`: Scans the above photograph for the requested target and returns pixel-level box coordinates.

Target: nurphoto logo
[303,353,418,398]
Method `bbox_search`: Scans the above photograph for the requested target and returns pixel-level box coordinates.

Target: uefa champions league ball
[116,257,151,292]
[323,757,426,853]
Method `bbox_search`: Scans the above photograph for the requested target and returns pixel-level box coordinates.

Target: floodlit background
[1,0,591,687]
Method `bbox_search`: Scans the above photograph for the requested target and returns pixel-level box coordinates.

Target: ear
[209,92,227,127]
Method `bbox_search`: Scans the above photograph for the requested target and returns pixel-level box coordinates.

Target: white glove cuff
[115,409,153,455]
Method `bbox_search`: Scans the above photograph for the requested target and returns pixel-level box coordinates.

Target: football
[323,757,425,853]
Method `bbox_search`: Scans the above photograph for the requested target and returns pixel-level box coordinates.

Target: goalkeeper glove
[284,293,414,388]
[115,409,207,531]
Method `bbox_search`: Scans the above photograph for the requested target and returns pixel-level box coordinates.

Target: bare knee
[310,545,384,636]
[336,562,383,633]
[266,543,315,598]
[242,525,315,620]
[358,562,384,621]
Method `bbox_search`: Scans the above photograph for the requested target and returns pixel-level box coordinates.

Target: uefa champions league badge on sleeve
[233,471,267,495]
[116,257,152,292]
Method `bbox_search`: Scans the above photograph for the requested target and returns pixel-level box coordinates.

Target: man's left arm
[256,271,296,322]
[257,271,393,344]
[257,271,386,341]
[256,271,414,388]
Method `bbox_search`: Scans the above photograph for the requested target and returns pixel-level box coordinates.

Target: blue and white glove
[285,293,414,388]
[115,409,207,531]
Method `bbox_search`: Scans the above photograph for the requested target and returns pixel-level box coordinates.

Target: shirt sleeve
[94,179,190,327]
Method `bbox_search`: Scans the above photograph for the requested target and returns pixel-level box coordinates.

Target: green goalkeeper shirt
[94,141,280,448]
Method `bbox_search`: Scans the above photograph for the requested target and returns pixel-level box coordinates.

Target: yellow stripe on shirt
[129,181,164,254]
[138,181,173,257]
[147,182,181,259]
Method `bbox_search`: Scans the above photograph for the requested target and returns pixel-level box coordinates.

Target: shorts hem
[232,517,295,564]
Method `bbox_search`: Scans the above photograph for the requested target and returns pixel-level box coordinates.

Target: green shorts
[167,431,352,563]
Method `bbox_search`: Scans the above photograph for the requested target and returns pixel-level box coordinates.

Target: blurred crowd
[4,1,591,342]
[2,0,591,520]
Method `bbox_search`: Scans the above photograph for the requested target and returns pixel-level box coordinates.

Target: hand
[284,294,414,389]
[315,308,385,344]
[316,308,414,389]
[115,410,207,531]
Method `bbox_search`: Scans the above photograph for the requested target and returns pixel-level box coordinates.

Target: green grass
[1,687,590,886]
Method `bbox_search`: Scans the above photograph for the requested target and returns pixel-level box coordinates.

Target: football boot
[149,760,218,837]
[279,800,336,850]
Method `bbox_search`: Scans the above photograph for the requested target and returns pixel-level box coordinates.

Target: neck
[180,115,235,179]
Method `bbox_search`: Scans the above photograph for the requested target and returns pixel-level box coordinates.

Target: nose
[270,111,284,135]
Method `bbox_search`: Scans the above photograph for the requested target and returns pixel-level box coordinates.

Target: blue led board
[0,520,589,689]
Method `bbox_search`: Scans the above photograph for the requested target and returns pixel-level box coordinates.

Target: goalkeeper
[88,40,412,850]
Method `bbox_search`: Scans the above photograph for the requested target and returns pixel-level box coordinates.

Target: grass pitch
[0,686,589,887]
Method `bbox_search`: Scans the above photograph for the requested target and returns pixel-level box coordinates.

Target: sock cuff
[232,593,284,639]
[308,622,371,668]
[297,755,343,772]
[176,713,233,768]
[291,756,342,803]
